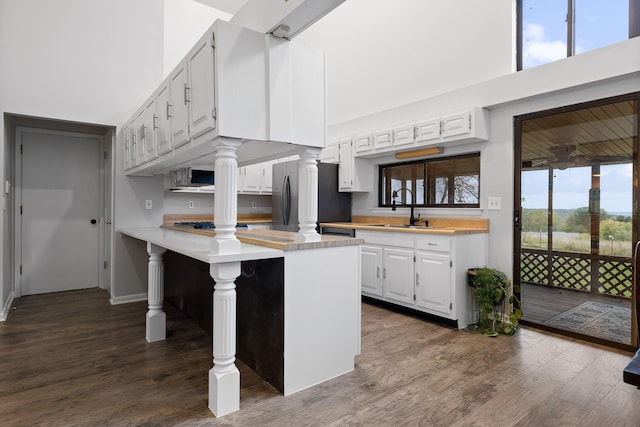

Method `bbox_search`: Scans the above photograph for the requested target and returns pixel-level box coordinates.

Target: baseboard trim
[109,293,147,305]
[0,291,15,322]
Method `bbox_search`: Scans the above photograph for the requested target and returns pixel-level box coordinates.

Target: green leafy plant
[467,267,523,336]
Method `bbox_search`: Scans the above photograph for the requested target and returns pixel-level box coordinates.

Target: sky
[522,164,633,214]
[522,0,629,69]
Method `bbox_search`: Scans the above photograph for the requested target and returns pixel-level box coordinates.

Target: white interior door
[20,130,101,295]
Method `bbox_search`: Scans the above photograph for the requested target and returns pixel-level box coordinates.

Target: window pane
[575,0,628,53]
[426,155,480,206]
[522,0,568,69]
[380,163,424,206]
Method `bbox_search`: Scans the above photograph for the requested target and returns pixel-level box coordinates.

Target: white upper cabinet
[188,31,216,140]
[128,117,138,169]
[414,117,440,143]
[122,124,130,170]
[141,96,158,162]
[169,61,190,149]
[441,111,471,139]
[319,140,339,164]
[354,133,373,153]
[392,123,414,147]
[156,82,171,156]
[373,129,393,150]
[134,109,146,165]
[338,138,372,192]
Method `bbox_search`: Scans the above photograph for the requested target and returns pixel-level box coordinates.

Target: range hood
[169,168,215,190]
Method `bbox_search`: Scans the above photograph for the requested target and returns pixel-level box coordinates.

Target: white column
[208,261,241,417]
[146,243,167,342]
[296,148,322,242]
[212,138,241,253]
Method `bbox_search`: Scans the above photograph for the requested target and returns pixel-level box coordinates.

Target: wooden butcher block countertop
[321,216,489,235]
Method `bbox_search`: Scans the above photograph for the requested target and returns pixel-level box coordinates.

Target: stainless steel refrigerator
[272,161,352,231]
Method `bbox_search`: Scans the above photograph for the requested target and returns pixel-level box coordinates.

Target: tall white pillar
[296,148,322,242]
[208,261,241,417]
[212,138,241,253]
[146,243,167,342]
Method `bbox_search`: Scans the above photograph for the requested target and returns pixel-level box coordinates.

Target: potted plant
[467,267,522,336]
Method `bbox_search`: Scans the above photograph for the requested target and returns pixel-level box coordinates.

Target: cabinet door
[415,118,440,143]
[373,129,393,150]
[242,164,262,193]
[142,97,157,161]
[383,248,414,305]
[122,125,130,170]
[354,133,373,153]
[156,82,171,155]
[134,109,146,165]
[128,118,138,168]
[188,32,216,140]
[261,161,273,193]
[393,123,414,147]
[338,140,353,191]
[441,111,471,139]
[415,251,452,317]
[170,61,190,148]
[361,245,383,297]
[319,143,339,164]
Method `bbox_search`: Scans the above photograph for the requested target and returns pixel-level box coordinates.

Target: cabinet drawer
[415,235,451,253]
[356,230,414,248]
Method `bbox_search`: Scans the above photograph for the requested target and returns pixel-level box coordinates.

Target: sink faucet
[391,187,420,226]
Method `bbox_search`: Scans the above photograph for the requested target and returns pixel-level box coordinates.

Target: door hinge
[413,255,416,262]
[468,114,472,130]
[103,261,108,269]
[450,260,453,268]
[211,33,216,48]
[414,294,416,301]
[449,302,453,310]
[20,205,23,215]
[104,151,108,160]
[20,265,22,275]
[20,144,23,154]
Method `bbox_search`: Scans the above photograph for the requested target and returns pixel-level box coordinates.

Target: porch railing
[520,248,633,298]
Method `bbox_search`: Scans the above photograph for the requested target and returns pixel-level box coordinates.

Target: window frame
[378,153,481,209]
[516,0,640,71]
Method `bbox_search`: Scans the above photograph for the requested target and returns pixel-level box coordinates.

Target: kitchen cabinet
[156,82,171,156]
[392,123,414,147]
[187,31,216,141]
[169,60,190,149]
[319,141,339,164]
[354,133,373,154]
[238,161,273,194]
[373,129,393,150]
[414,117,440,144]
[441,111,471,139]
[338,139,372,192]
[382,247,415,305]
[141,96,158,162]
[134,109,146,165]
[122,124,131,170]
[356,229,488,329]
[260,161,274,193]
[128,116,139,169]
[360,245,382,296]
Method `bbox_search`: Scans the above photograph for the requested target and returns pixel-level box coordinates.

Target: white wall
[163,0,231,76]
[295,0,515,126]
[164,192,272,215]
[336,37,640,277]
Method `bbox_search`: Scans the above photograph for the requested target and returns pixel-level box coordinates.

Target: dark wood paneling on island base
[1,288,639,425]
[164,251,284,392]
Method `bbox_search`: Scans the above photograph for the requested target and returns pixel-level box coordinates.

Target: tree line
[522,207,632,240]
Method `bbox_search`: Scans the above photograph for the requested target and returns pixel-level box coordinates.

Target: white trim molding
[0,292,15,322]
[109,293,148,305]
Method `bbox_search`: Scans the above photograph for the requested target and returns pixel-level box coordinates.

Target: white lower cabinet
[361,245,382,296]
[357,229,487,329]
[382,248,415,305]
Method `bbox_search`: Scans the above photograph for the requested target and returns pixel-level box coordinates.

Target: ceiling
[521,99,637,169]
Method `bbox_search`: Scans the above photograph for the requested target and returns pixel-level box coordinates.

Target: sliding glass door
[515,94,639,349]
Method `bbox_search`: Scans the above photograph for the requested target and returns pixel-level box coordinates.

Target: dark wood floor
[1,288,639,426]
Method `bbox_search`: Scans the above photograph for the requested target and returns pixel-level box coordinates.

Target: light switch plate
[488,197,501,210]
[145,200,152,210]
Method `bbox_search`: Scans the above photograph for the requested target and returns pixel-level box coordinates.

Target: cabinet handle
[383,267,386,279]
[141,125,146,140]
[376,267,380,278]
[416,272,420,285]
[184,84,191,105]
[428,242,437,246]
[166,102,172,119]
[153,114,158,130]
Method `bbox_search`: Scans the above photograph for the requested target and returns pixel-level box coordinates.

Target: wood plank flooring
[1,288,639,426]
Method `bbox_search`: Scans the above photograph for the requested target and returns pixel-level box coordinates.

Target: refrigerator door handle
[283,175,291,226]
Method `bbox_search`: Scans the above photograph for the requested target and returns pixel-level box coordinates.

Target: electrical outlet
[488,197,501,210]
[251,201,257,208]
[145,200,152,210]
[188,200,194,209]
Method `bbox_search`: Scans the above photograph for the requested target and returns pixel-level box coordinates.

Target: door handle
[90,219,97,225]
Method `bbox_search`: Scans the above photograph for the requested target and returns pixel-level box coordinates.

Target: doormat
[544,301,631,344]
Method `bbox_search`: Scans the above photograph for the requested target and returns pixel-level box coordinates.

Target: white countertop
[120,227,283,264]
